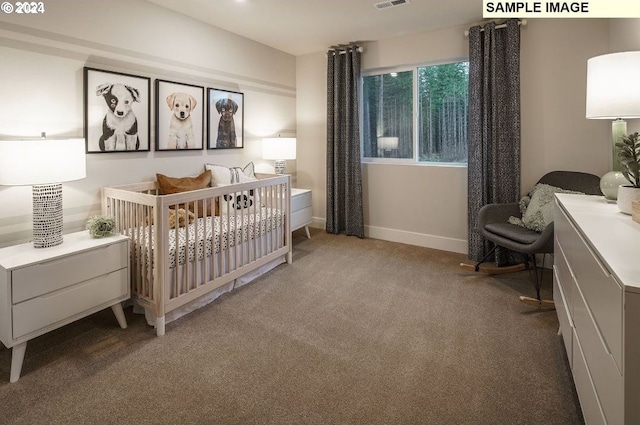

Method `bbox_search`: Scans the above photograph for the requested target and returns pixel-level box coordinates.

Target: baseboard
[365,225,468,254]
[309,218,468,254]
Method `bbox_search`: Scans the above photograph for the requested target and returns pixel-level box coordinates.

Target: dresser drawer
[12,241,127,303]
[12,268,128,339]
[291,190,312,212]
[574,282,623,425]
[554,237,574,317]
[573,330,608,425]
[555,202,623,369]
[553,266,573,367]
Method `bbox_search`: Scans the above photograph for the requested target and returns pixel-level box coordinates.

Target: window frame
[360,57,469,168]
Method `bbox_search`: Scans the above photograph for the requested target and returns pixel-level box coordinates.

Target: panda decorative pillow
[204,162,259,214]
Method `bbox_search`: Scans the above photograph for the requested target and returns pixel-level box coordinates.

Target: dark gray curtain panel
[326,46,364,238]
[467,20,521,262]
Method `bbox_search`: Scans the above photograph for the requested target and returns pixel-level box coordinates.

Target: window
[362,61,469,164]
[362,70,413,159]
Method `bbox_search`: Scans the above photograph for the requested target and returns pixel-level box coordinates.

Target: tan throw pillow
[156,169,211,194]
[156,170,218,216]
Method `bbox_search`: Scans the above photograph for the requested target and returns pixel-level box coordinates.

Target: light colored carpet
[0,229,583,424]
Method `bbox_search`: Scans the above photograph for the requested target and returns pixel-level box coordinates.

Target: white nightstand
[291,188,312,238]
[0,231,130,383]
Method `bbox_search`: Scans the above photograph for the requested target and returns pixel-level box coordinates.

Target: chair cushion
[484,222,541,245]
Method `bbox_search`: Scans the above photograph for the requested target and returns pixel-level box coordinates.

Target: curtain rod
[328,46,364,54]
[464,19,527,37]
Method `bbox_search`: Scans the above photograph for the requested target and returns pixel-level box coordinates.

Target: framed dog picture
[155,80,204,151]
[83,67,151,153]
[207,88,244,149]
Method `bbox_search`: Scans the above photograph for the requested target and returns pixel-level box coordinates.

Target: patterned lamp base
[274,159,287,175]
[32,183,64,248]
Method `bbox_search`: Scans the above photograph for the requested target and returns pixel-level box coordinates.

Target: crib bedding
[133,207,283,269]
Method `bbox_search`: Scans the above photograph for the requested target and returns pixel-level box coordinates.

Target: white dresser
[0,231,130,383]
[554,194,640,425]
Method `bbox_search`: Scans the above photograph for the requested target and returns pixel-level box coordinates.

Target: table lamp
[262,137,296,174]
[586,51,640,200]
[0,138,86,248]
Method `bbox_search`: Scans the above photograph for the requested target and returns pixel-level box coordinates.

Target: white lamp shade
[586,51,640,119]
[0,139,86,186]
[378,137,399,150]
[262,137,296,160]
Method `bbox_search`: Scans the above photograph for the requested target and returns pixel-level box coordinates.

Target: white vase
[600,171,629,200]
[616,185,640,214]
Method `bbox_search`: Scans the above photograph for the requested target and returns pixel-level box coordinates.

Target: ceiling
[145,0,483,56]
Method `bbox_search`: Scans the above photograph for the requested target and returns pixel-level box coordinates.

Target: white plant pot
[616,185,640,214]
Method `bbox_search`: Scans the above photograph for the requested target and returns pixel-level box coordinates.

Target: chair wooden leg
[518,295,555,309]
[459,262,527,275]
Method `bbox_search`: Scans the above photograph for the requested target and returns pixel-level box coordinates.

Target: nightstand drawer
[12,268,128,339]
[291,207,312,231]
[291,190,311,211]
[12,241,127,303]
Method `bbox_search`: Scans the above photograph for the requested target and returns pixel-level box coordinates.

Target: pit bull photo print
[84,67,151,153]
[155,79,204,151]
[207,88,244,149]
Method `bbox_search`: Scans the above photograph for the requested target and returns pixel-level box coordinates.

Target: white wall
[520,19,610,191]
[0,0,296,246]
[297,19,613,255]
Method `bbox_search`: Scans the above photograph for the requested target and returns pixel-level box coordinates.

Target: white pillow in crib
[205,162,255,186]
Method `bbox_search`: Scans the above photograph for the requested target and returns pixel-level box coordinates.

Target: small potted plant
[86,215,115,238]
[615,132,640,214]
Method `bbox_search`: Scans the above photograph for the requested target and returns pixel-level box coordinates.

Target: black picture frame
[155,79,205,151]
[83,67,151,153]
[207,88,244,149]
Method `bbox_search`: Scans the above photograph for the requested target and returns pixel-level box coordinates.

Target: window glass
[361,61,469,165]
[417,62,469,163]
[362,70,413,159]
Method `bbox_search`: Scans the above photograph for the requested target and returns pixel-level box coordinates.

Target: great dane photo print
[207,88,244,149]
[84,67,151,153]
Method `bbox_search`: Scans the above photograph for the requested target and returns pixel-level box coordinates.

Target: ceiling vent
[374,0,410,10]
